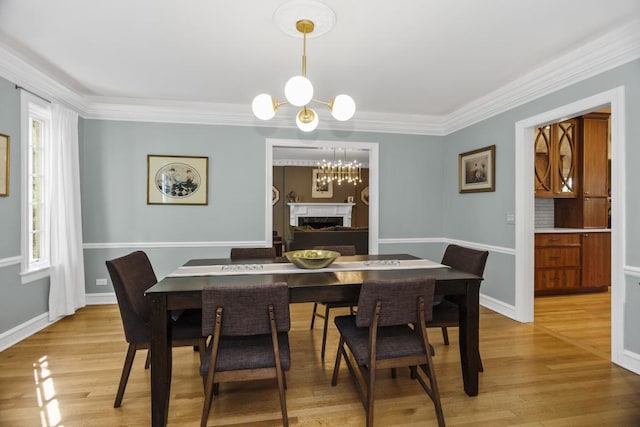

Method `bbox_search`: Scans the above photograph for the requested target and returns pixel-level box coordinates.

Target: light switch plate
[506,213,516,224]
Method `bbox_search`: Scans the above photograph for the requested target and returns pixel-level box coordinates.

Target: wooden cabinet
[534,119,578,198]
[581,232,610,291]
[535,233,581,293]
[535,232,610,295]
[554,113,610,228]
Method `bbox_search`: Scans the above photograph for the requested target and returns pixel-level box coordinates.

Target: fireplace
[298,216,344,229]
[288,203,354,227]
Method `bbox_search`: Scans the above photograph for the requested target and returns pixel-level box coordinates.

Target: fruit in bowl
[284,249,340,269]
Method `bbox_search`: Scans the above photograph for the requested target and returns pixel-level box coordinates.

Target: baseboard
[86,292,117,305]
[480,293,517,320]
[619,349,640,375]
[0,312,55,352]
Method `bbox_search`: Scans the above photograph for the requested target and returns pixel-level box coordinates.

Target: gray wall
[0,78,50,333]
[441,59,640,352]
[80,122,444,292]
[1,59,639,356]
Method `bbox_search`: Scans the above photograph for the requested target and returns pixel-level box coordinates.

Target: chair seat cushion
[334,315,431,365]
[200,333,290,375]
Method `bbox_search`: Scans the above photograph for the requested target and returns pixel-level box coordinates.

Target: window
[20,92,51,283]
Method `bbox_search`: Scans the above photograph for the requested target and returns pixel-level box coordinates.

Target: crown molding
[0,44,87,113]
[1,19,638,136]
[442,18,640,134]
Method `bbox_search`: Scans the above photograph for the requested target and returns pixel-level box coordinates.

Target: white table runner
[168,259,447,277]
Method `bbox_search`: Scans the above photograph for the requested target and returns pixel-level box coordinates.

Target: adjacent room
[1,1,640,426]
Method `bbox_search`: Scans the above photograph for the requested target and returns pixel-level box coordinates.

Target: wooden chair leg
[310,303,318,329]
[144,349,151,369]
[321,304,331,360]
[331,337,345,386]
[198,338,207,364]
[276,368,289,427]
[114,343,137,408]
[366,361,377,427]
[441,327,449,345]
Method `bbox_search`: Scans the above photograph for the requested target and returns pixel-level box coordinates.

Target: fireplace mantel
[288,203,355,227]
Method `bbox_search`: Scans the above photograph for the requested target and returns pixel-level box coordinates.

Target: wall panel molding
[0,256,21,268]
[83,240,266,249]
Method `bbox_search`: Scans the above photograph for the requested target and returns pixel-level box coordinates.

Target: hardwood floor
[1,298,639,426]
[534,289,611,359]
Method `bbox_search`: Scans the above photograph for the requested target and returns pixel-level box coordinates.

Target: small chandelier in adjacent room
[316,149,362,186]
[252,11,356,132]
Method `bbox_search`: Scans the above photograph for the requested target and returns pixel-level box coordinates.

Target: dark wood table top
[145,254,481,303]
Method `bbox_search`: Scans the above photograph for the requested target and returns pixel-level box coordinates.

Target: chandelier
[251,18,356,132]
[317,149,362,186]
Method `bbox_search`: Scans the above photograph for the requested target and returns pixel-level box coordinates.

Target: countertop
[535,228,611,234]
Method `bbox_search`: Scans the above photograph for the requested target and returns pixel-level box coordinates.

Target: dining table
[145,253,483,427]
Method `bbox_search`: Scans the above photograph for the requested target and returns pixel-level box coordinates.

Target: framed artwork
[347,195,354,203]
[272,185,280,206]
[147,155,208,205]
[0,134,8,197]
[459,145,495,193]
[360,186,369,206]
[312,168,333,198]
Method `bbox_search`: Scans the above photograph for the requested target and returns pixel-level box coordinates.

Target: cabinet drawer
[535,233,581,246]
[535,268,581,291]
[535,247,581,268]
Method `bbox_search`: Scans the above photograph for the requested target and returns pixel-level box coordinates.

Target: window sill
[21,266,51,284]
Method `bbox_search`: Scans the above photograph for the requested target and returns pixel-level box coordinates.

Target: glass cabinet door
[555,120,577,196]
[534,126,552,196]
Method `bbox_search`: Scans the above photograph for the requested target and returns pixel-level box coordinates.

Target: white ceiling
[0,0,638,138]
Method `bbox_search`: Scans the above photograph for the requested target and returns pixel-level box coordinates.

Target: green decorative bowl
[284,250,341,269]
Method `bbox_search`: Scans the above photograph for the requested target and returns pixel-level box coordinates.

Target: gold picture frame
[312,168,333,198]
[147,155,208,205]
[0,133,9,197]
[459,145,495,193]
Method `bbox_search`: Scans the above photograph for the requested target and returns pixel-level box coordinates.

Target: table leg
[150,294,172,427]
[457,279,480,396]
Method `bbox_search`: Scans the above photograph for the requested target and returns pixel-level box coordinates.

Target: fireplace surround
[288,203,355,228]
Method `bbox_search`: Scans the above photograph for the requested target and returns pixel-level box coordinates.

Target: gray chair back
[106,251,156,343]
[356,276,435,327]
[441,244,488,277]
[202,282,290,336]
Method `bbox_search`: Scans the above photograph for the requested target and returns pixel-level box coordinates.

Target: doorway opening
[533,109,612,358]
[514,87,625,367]
[265,138,380,254]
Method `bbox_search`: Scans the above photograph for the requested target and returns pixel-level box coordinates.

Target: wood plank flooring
[1,296,639,426]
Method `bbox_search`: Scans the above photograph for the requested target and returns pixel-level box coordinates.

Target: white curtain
[48,103,86,321]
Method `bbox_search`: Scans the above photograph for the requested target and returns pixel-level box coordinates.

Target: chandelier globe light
[296,107,319,132]
[285,75,314,107]
[252,3,355,132]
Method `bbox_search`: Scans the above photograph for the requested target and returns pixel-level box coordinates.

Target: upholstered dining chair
[331,276,445,427]
[229,247,276,260]
[428,244,489,371]
[309,245,357,360]
[200,282,291,427]
[106,250,206,408]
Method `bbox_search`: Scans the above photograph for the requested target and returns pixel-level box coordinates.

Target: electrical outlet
[506,213,516,224]
[96,278,108,286]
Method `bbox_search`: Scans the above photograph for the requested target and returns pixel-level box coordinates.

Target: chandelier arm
[311,98,330,105]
